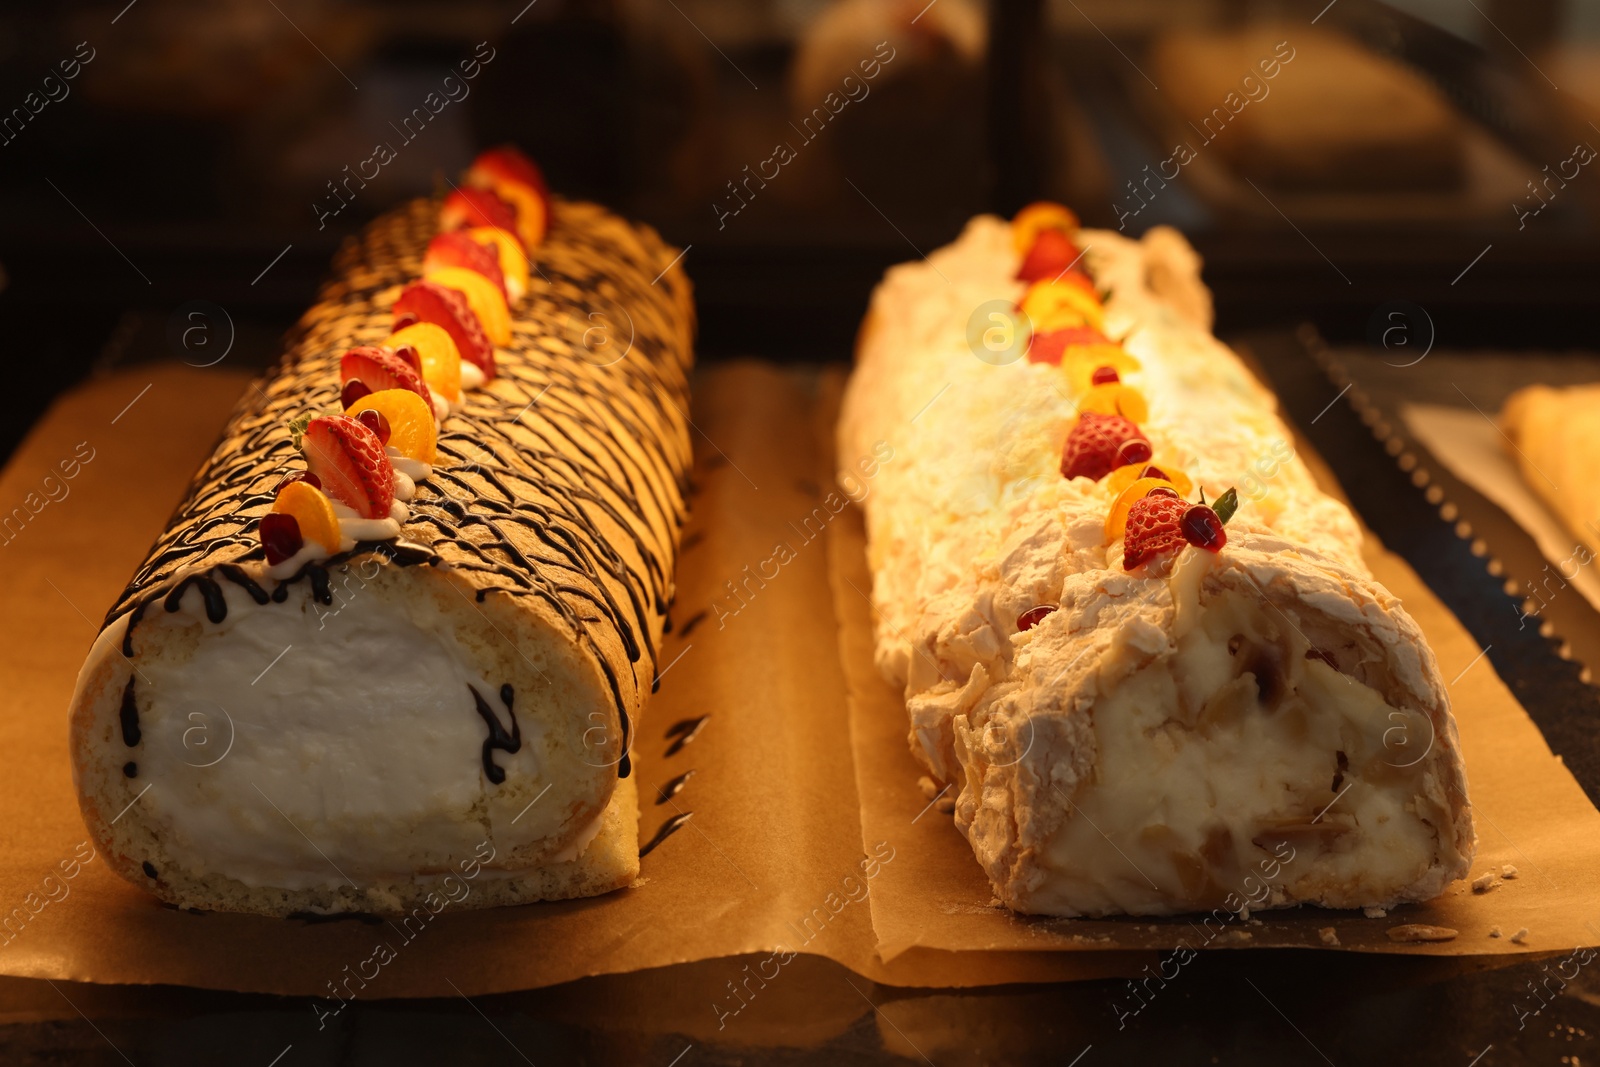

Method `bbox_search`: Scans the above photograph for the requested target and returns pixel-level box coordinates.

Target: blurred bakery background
[1,0,1596,462]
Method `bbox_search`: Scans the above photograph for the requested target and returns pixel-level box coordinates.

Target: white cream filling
[386,450,432,488]
[135,578,548,891]
[330,499,404,542]
[1031,588,1441,916]
[459,361,486,390]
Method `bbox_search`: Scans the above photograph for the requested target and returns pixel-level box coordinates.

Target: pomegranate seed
[1115,439,1153,467]
[394,345,421,372]
[341,378,372,409]
[275,471,321,493]
[1180,505,1227,551]
[260,512,304,565]
[393,312,420,330]
[1091,365,1120,385]
[1017,605,1057,631]
[357,407,391,445]
[1146,485,1180,499]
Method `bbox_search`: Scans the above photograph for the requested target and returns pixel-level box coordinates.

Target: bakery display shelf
[1240,326,1600,807]
[1114,46,1530,230]
[1080,0,1582,231]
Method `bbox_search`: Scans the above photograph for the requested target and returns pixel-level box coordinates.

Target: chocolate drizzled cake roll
[68,196,693,916]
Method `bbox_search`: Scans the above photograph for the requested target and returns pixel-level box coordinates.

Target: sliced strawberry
[469,144,549,199]
[1123,493,1190,570]
[1028,324,1112,366]
[466,145,553,247]
[393,280,495,379]
[301,414,394,520]
[1060,412,1151,481]
[440,187,518,236]
[339,345,433,411]
[423,232,508,301]
[1016,228,1083,283]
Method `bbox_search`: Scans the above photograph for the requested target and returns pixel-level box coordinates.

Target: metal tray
[1236,326,1600,806]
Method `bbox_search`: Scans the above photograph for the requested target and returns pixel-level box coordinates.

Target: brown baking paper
[821,369,1600,961]
[0,360,1144,998]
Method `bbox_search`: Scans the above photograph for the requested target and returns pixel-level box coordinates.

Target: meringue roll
[839,214,1474,917]
[69,197,693,916]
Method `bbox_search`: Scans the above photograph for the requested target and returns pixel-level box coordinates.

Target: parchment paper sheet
[3,359,1596,1001]
[824,374,1600,961]
[0,361,1140,998]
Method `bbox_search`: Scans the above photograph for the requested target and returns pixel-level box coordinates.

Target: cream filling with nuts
[1029,584,1445,917]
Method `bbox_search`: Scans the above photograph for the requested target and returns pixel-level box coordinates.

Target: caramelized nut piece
[1386,924,1458,943]
[1251,818,1352,851]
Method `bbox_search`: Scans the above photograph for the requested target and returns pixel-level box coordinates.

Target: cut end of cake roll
[949,545,1473,918]
[70,555,640,916]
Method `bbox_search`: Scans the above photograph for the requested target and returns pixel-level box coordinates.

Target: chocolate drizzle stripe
[639,811,692,858]
[217,564,271,605]
[118,677,140,747]
[469,684,522,785]
[654,769,695,805]
[97,198,693,781]
[164,573,227,622]
[664,714,709,757]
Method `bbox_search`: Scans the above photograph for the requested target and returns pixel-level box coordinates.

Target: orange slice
[425,266,511,347]
[467,226,531,301]
[1062,349,1141,394]
[1012,202,1079,255]
[1021,280,1105,333]
[272,480,341,553]
[1105,478,1181,545]
[1079,382,1149,423]
[388,322,461,403]
[1105,460,1194,500]
[347,388,437,465]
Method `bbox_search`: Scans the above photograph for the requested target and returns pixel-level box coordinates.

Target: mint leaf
[288,412,316,450]
[1214,487,1239,525]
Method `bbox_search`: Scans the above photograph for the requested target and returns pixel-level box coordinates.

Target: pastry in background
[788,0,987,228]
[1501,384,1600,552]
[1149,26,1465,191]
